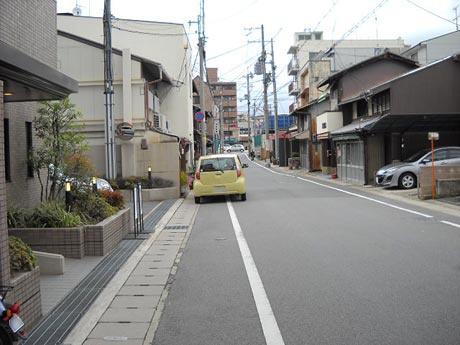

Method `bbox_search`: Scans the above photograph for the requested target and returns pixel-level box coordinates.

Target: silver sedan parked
[375,146,460,189]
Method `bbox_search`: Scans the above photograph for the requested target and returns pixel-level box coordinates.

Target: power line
[405,0,457,26]
[112,24,193,36]
[207,43,249,61]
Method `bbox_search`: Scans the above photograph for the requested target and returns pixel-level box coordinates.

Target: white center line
[250,159,433,219]
[227,201,285,345]
[440,220,460,229]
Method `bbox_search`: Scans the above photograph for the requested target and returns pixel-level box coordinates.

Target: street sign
[195,111,205,122]
[428,132,439,140]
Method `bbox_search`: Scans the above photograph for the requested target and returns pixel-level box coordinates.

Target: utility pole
[103,0,116,179]
[198,0,207,156]
[261,25,270,161]
[270,38,280,164]
[454,6,459,31]
[246,73,253,151]
[220,91,224,152]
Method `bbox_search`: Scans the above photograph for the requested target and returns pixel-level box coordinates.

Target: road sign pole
[431,138,436,200]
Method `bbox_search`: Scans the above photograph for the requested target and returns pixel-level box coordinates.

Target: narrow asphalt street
[153,155,460,345]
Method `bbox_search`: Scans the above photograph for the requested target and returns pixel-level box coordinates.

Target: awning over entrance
[0,40,78,102]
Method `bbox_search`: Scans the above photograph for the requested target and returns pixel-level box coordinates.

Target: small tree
[32,98,88,201]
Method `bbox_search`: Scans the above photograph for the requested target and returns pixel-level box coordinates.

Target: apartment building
[0,0,77,326]
[207,68,239,144]
[57,14,194,175]
[287,31,407,111]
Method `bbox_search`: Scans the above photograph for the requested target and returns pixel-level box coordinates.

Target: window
[424,149,449,162]
[199,157,237,172]
[26,121,33,177]
[448,148,460,159]
[372,91,390,115]
[4,119,10,182]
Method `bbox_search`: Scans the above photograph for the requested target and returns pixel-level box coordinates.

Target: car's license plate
[214,186,226,193]
[9,314,24,333]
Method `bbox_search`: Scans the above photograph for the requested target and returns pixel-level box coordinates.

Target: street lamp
[65,181,72,211]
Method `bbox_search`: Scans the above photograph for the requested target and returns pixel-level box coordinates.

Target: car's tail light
[195,171,201,180]
[237,169,242,177]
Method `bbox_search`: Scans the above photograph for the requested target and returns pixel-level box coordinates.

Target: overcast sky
[57,0,459,114]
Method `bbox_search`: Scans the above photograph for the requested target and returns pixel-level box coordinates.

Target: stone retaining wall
[419,165,460,199]
[85,208,130,256]
[8,266,41,331]
[8,227,85,258]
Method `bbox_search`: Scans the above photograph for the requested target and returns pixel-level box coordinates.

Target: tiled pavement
[26,200,179,345]
[80,197,198,345]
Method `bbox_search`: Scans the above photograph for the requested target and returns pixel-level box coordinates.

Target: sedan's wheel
[194,196,201,204]
[227,150,231,153]
[399,173,416,189]
[240,149,244,152]
[241,193,247,201]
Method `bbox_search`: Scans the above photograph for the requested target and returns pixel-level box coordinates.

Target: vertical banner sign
[133,185,139,237]
[138,183,144,233]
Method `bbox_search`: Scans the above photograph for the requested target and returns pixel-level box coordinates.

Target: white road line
[227,201,285,345]
[440,220,460,229]
[250,159,433,219]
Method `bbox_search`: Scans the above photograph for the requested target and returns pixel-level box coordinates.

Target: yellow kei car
[193,154,247,204]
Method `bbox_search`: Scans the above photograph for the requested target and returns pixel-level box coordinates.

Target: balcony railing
[288,81,299,96]
[288,58,299,76]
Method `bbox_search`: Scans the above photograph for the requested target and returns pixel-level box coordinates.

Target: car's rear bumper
[193,179,246,197]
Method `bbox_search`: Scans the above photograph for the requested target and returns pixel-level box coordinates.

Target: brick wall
[0,81,10,286]
[0,0,57,68]
[0,0,58,208]
[8,267,42,331]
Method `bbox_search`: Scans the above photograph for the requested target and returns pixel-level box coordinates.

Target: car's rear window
[200,157,237,172]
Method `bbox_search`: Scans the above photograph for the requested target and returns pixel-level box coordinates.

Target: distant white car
[228,144,245,153]
[223,144,232,152]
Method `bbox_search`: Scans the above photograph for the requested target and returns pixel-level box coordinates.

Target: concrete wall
[419,165,460,199]
[404,31,460,65]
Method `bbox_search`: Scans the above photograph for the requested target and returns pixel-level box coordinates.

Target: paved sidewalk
[39,201,161,316]
[63,196,198,345]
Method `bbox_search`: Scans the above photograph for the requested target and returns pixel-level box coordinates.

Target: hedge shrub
[9,236,37,272]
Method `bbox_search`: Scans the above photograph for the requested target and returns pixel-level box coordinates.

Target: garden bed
[9,208,131,258]
[84,208,131,256]
[8,227,85,258]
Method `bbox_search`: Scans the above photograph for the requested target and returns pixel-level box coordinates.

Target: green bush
[9,236,37,272]
[72,191,117,224]
[99,190,125,210]
[27,202,82,228]
[7,207,27,228]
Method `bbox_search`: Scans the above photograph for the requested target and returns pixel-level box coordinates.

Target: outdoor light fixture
[92,176,98,192]
[3,92,13,96]
[65,181,72,211]
[148,166,152,188]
